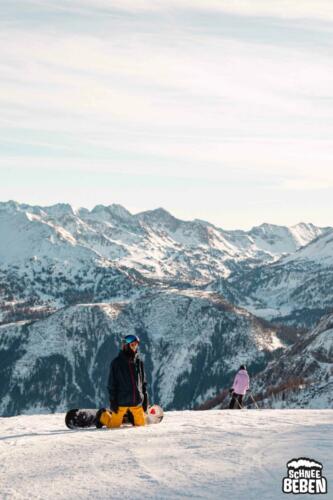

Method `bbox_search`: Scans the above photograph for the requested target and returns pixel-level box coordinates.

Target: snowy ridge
[222,228,333,328]
[0,201,329,281]
[281,229,333,266]
[247,222,325,255]
[252,313,333,408]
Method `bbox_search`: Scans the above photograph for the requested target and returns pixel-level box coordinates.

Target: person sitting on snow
[96,334,148,428]
[229,365,250,409]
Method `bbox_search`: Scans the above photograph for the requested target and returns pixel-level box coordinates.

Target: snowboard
[65,405,164,430]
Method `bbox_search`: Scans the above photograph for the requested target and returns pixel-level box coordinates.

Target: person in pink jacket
[229,365,250,409]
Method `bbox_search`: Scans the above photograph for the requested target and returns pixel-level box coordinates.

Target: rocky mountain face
[0,292,285,416]
[0,260,148,325]
[251,313,333,409]
[0,200,332,414]
[216,230,333,329]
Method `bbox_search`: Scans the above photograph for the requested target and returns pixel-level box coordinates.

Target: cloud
[1,0,333,226]
[18,0,333,22]
[1,24,332,129]
[282,178,333,191]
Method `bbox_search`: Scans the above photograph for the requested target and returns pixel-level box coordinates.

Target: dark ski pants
[229,393,243,409]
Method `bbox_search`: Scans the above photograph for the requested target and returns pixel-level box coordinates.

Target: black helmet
[239,364,246,370]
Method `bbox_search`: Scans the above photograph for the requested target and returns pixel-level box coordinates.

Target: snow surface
[0,410,332,500]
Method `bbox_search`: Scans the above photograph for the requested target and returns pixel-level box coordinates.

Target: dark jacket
[107,350,147,407]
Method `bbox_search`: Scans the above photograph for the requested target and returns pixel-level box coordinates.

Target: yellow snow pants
[100,406,146,428]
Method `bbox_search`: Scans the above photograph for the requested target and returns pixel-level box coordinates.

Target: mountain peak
[135,207,179,224]
[251,222,283,232]
[108,204,132,219]
[0,200,22,213]
[0,200,48,217]
[90,204,132,221]
[139,207,174,218]
[43,203,75,217]
[291,222,315,229]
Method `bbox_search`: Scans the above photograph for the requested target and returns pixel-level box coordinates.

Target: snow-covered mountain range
[0,200,332,415]
[218,229,333,328]
[0,200,328,282]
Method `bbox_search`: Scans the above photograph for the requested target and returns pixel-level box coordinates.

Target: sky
[1,0,333,229]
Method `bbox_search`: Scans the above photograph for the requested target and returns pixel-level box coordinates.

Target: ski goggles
[122,334,140,345]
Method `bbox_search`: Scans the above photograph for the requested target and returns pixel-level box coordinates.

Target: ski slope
[0,410,332,499]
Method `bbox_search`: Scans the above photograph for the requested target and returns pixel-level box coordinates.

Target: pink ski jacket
[232,369,250,395]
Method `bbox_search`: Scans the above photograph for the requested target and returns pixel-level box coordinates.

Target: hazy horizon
[1,197,329,232]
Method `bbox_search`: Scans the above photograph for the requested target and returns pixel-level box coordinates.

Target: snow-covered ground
[0,410,332,499]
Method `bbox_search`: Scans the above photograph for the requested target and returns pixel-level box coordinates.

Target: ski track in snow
[0,410,332,500]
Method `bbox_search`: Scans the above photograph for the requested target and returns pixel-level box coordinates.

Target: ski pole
[231,393,243,409]
[248,390,260,409]
[236,398,243,409]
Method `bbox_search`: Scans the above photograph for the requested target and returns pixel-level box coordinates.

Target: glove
[229,388,234,395]
[110,400,119,413]
[142,393,148,412]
